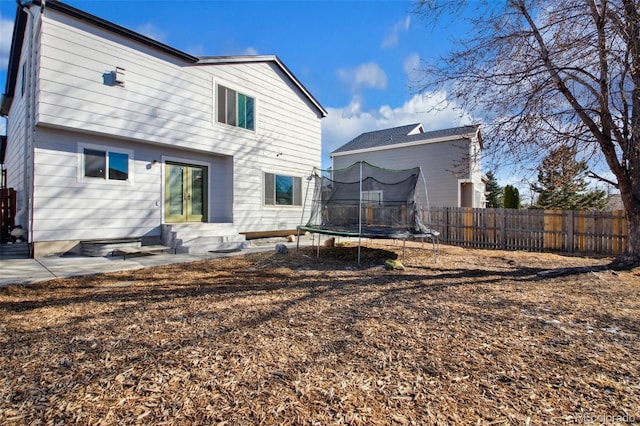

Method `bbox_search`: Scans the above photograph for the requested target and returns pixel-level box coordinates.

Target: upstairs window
[82,147,130,182]
[264,173,302,206]
[217,84,255,131]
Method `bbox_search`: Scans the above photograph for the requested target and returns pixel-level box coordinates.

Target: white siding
[332,139,473,208]
[4,7,43,233]
[32,128,235,241]
[16,7,322,242]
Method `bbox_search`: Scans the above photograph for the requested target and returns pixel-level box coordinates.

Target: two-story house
[330,124,485,208]
[1,0,326,257]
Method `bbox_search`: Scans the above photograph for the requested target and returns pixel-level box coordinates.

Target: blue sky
[0,0,620,203]
[0,0,474,164]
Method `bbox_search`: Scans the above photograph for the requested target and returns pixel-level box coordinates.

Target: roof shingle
[331,123,480,155]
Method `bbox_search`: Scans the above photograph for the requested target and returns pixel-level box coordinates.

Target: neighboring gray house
[1,0,326,257]
[330,124,485,208]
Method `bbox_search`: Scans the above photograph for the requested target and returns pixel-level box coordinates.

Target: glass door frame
[163,160,209,223]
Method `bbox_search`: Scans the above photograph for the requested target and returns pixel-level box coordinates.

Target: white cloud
[403,53,422,83]
[321,92,474,168]
[336,62,388,91]
[242,46,259,56]
[135,23,166,43]
[1,15,14,72]
[381,16,411,49]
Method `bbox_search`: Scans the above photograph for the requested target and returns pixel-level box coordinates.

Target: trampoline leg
[432,236,439,263]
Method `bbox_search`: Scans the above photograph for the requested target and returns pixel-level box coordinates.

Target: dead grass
[0,242,638,425]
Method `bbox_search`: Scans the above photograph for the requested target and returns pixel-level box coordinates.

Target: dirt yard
[1,241,638,425]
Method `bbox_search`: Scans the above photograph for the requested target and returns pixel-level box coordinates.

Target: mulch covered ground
[1,241,638,425]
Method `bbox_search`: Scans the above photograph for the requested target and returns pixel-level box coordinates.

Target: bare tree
[413,0,640,263]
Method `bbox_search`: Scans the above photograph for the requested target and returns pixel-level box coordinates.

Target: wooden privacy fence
[424,207,628,255]
[1,188,17,243]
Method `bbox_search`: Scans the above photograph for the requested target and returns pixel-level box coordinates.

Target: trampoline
[297,161,439,264]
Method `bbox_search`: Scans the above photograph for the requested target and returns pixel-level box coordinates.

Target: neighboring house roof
[1,0,327,117]
[331,123,481,156]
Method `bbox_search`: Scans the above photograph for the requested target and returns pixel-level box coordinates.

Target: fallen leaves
[0,242,638,424]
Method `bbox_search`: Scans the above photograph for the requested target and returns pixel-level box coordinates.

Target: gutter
[198,55,328,118]
[11,0,42,244]
[42,0,198,63]
[330,132,477,158]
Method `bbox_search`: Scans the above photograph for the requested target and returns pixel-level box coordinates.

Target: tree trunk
[624,203,640,264]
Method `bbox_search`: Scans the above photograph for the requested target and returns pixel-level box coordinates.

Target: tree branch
[587,170,619,187]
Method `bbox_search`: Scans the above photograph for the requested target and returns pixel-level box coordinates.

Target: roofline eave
[330,132,478,157]
[197,55,327,118]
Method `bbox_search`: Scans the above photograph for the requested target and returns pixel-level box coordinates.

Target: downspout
[15,0,43,246]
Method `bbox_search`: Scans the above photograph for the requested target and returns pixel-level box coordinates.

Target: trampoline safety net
[299,161,437,240]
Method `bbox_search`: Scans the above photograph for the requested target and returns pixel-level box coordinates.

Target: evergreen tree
[503,185,520,209]
[531,146,607,210]
[484,171,503,208]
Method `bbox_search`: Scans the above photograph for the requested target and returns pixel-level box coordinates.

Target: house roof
[1,0,327,117]
[331,123,481,156]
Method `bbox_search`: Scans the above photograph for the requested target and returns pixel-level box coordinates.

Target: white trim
[161,156,213,223]
[361,190,384,205]
[77,142,134,185]
[458,179,473,208]
[407,124,425,136]
[330,133,476,158]
[198,55,327,117]
[213,78,258,133]
[262,170,304,208]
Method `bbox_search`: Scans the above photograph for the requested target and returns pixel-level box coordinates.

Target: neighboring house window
[264,173,302,206]
[361,190,383,205]
[217,84,255,130]
[79,144,132,182]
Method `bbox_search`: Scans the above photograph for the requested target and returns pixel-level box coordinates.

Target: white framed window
[361,190,383,205]
[78,143,133,184]
[264,172,302,206]
[216,84,255,131]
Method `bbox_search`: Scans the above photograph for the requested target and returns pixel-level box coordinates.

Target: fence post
[444,207,449,243]
[499,208,506,250]
[566,210,574,253]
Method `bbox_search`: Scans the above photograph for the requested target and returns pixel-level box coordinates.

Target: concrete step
[81,239,141,257]
[162,223,248,254]
[179,240,251,254]
[0,242,31,260]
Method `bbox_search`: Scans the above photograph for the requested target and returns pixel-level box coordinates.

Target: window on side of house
[217,84,255,131]
[361,190,384,205]
[264,172,302,206]
[81,146,131,182]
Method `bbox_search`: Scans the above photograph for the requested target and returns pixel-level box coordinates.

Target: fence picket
[425,207,628,256]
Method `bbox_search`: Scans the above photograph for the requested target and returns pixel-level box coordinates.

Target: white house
[330,124,485,208]
[1,0,326,257]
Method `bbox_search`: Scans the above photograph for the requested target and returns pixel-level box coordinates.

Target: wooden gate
[1,188,17,243]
